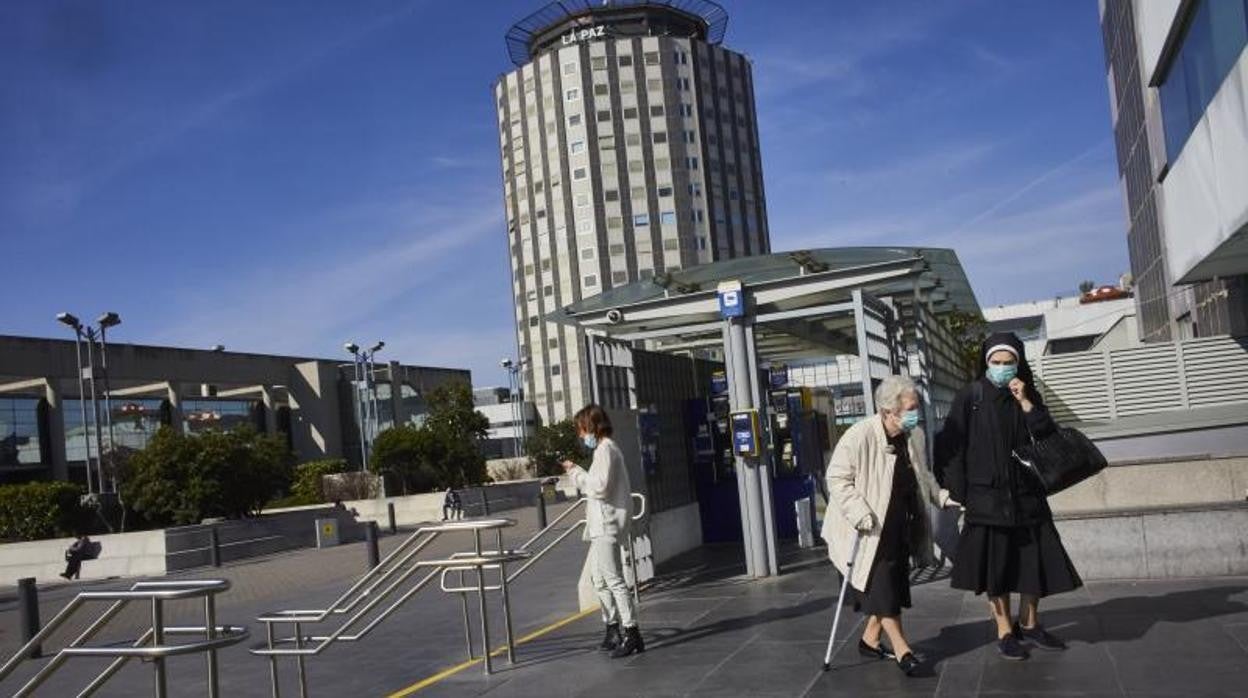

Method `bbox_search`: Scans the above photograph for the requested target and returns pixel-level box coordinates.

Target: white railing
[1034,336,1248,423]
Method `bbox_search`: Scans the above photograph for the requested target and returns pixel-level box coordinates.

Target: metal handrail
[257,517,515,626]
[439,493,648,603]
[252,493,648,696]
[251,518,520,696]
[0,579,247,698]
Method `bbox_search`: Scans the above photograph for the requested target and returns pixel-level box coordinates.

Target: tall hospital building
[494,1,770,423]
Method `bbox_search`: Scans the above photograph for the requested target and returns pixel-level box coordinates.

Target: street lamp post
[344,343,367,471]
[501,358,519,459]
[57,313,96,495]
[365,341,384,443]
[500,358,527,459]
[96,312,121,493]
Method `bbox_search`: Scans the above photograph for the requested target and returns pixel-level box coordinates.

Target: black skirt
[854,437,918,617]
[951,521,1082,597]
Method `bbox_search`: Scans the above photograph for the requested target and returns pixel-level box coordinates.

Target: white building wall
[1161,55,1248,284]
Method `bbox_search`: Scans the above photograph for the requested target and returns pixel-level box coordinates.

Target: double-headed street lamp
[500,357,528,459]
[56,311,122,496]
[345,340,385,472]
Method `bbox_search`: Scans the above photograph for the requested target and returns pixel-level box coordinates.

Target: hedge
[0,481,85,542]
[291,458,350,505]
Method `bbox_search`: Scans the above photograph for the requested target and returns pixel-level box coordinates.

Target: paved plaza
[3,508,1247,697]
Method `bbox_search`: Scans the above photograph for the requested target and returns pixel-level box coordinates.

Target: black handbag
[1012,427,1107,495]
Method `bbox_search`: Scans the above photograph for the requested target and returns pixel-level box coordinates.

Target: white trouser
[589,537,635,628]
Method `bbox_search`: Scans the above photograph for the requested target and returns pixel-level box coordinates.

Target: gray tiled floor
[3,529,1247,697]
[423,546,1248,698]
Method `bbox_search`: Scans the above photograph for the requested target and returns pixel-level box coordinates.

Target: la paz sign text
[561,25,606,45]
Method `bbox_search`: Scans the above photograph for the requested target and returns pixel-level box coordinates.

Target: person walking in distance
[935,332,1083,661]
[822,375,962,676]
[561,404,643,658]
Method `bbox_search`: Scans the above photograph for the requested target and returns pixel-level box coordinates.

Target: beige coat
[820,415,951,591]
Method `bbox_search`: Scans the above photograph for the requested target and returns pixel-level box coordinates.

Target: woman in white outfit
[561,404,643,658]
[821,375,961,676]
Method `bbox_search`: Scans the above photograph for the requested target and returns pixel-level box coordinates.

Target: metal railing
[252,492,647,696]
[251,518,526,695]
[438,493,648,655]
[0,579,248,698]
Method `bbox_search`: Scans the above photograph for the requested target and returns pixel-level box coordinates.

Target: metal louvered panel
[1108,344,1182,416]
[1183,336,1248,407]
[1035,354,1110,422]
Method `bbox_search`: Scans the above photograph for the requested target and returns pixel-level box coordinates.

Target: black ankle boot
[610,625,645,658]
[599,623,621,651]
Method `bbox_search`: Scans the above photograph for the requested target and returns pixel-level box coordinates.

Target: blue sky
[0,0,1126,387]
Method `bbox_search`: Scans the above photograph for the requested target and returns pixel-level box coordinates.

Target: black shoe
[1015,622,1067,651]
[610,625,645,658]
[857,639,895,660]
[598,623,621,651]
[997,633,1029,661]
[896,652,922,676]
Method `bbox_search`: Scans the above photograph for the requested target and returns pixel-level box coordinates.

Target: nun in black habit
[935,332,1082,661]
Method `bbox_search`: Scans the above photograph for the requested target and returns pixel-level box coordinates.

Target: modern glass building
[0,335,470,487]
[1101,0,1248,340]
[495,0,771,423]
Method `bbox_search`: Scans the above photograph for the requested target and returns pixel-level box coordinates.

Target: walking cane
[821,531,863,671]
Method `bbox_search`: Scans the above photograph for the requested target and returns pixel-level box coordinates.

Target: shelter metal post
[725,316,770,578]
[852,289,875,415]
[722,321,757,577]
[745,323,779,576]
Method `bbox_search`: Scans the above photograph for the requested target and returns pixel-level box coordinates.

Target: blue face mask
[987,363,1018,387]
[900,410,920,431]
[581,434,598,450]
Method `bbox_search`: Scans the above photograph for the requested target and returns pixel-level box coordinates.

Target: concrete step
[1055,501,1248,580]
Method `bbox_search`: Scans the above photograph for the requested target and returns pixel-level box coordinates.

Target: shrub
[122,426,294,525]
[291,458,349,504]
[525,420,586,477]
[0,481,85,542]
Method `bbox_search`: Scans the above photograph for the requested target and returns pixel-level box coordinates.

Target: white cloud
[149,191,503,359]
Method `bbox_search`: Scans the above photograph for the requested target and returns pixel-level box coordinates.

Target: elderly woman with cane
[821,375,961,676]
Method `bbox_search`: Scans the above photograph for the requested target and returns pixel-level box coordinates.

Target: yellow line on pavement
[387,606,599,697]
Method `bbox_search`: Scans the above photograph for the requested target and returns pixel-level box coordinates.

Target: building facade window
[634,213,650,226]
[1159,0,1248,161]
[565,87,579,101]
[1,397,42,467]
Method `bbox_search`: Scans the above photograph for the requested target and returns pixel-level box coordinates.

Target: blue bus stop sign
[717,281,744,318]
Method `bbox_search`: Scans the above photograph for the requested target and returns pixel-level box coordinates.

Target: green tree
[122,426,293,525]
[371,425,438,494]
[370,382,490,491]
[0,481,86,541]
[942,310,989,379]
[421,382,490,487]
[1079,280,1096,294]
[525,420,586,477]
[291,458,350,504]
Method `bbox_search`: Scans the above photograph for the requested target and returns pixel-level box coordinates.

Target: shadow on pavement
[920,584,1248,665]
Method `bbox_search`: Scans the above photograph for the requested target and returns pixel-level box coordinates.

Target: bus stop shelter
[552,247,980,578]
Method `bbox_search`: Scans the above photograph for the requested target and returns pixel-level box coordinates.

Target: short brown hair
[573,404,613,439]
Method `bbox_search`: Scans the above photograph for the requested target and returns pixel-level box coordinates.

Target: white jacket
[570,437,633,543]
[820,416,950,591]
